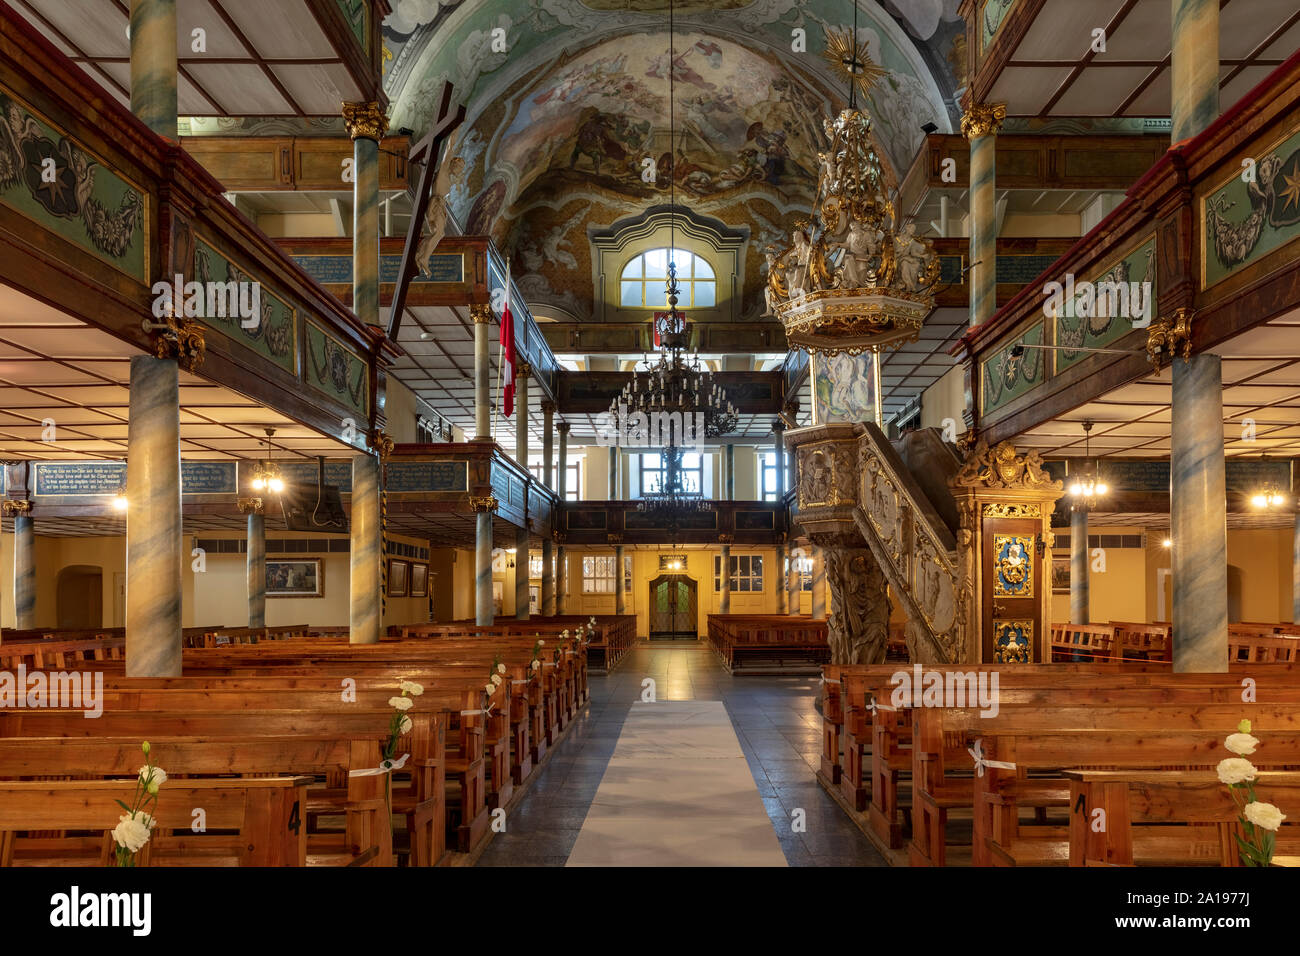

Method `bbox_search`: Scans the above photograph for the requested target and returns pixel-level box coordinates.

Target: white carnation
[399,681,424,696]
[399,715,413,735]
[538,640,545,647]
[485,683,495,695]
[139,765,167,787]
[497,663,506,674]
[1243,800,1286,831]
[1225,733,1260,755]
[388,696,414,711]
[112,812,155,853]
[1217,757,1259,785]
[532,660,541,670]
[491,673,502,686]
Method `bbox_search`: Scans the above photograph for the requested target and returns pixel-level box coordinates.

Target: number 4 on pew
[287,800,302,835]
[1073,793,1107,833]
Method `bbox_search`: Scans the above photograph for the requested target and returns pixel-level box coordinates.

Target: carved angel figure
[838,218,884,287]
[893,221,931,292]
[785,227,813,298]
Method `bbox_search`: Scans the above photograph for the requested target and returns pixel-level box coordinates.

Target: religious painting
[992,534,1034,598]
[410,562,429,598]
[1055,235,1156,373]
[1051,555,1070,594]
[388,559,409,597]
[266,559,322,598]
[0,89,147,280]
[812,351,881,425]
[993,620,1033,664]
[1202,123,1300,288]
[981,321,1044,417]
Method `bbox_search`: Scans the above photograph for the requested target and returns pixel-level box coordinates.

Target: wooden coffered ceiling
[9,0,382,117]
[0,283,351,461]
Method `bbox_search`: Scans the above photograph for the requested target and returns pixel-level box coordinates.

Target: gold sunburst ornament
[822,27,887,103]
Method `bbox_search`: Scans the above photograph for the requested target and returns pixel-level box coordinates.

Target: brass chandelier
[768,27,940,355]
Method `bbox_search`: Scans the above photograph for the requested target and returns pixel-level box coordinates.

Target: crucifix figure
[387,81,466,340]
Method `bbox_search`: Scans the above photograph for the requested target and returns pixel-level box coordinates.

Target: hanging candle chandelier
[1067,420,1110,509]
[768,25,940,355]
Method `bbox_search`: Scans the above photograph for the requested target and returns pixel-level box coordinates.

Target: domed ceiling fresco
[381,0,964,324]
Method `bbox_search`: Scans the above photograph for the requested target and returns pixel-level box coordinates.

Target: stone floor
[475,642,886,867]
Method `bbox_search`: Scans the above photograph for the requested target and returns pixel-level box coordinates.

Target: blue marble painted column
[515,364,530,621]
[246,507,266,629]
[541,538,555,616]
[1070,504,1089,624]
[542,401,555,490]
[13,511,34,630]
[350,455,382,644]
[719,544,731,614]
[472,305,492,440]
[961,103,1006,328]
[126,356,182,677]
[555,546,567,615]
[725,444,735,501]
[1171,354,1228,672]
[342,103,387,331]
[1293,511,1300,624]
[615,544,626,616]
[475,506,494,626]
[773,423,786,500]
[775,544,787,614]
[129,0,177,138]
[1171,0,1220,143]
[811,546,826,621]
[515,526,530,621]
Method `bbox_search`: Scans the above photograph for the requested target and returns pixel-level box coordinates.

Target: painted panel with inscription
[386,460,469,493]
[0,89,146,280]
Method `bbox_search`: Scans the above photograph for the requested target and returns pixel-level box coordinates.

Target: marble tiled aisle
[475,643,886,867]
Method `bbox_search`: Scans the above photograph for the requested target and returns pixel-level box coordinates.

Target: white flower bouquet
[112,741,163,867]
[384,682,420,764]
[1218,719,1287,866]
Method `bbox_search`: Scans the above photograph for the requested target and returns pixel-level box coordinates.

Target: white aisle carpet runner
[565,700,788,866]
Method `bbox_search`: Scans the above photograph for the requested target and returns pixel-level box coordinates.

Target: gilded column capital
[470,304,493,324]
[960,101,1007,139]
[469,494,498,513]
[1146,308,1194,372]
[540,399,556,414]
[516,361,533,378]
[146,311,205,372]
[341,101,389,141]
[2,498,31,517]
[557,421,571,434]
[236,496,265,515]
[606,533,623,544]
[370,428,395,461]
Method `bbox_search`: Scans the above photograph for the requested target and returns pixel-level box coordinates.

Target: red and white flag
[499,262,517,417]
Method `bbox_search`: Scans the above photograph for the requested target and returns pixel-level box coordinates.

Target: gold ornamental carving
[342,101,389,142]
[152,311,206,373]
[797,441,858,510]
[236,496,265,515]
[516,361,533,378]
[370,429,395,461]
[983,502,1041,518]
[953,440,1061,492]
[468,494,498,513]
[470,304,493,324]
[606,533,623,544]
[1146,308,1194,372]
[960,101,1007,139]
[1,499,31,517]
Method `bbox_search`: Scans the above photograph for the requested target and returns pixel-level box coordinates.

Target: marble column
[555,546,567,614]
[811,546,826,620]
[129,0,177,138]
[472,305,492,441]
[775,544,787,614]
[608,447,618,500]
[615,544,626,615]
[1070,504,1089,625]
[245,505,266,629]
[541,538,555,615]
[542,401,555,490]
[126,356,182,677]
[1171,0,1220,143]
[720,544,731,614]
[12,509,34,630]
[773,424,786,500]
[475,504,494,626]
[1293,511,1300,624]
[557,421,570,499]
[961,102,1006,328]
[515,364,530,469]
[788,549,801,615]
[515,526,530,621]
[725,444,734,500]
[1171,353,1228,672]
[342,102,387,331]
[350,455,382,644]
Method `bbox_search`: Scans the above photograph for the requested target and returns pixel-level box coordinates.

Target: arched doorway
[56,565,103,628]
[648,573,697,640]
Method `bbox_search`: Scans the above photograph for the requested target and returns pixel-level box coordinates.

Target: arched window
[619,248,716,309]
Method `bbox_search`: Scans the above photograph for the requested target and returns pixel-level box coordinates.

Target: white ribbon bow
[866,699,897,715]
[819,677,841,685]
[967,738,1017,778]
[350,752,409,776]
[460,703,496,717]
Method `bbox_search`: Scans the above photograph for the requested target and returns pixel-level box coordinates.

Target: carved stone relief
[823,545,891,665]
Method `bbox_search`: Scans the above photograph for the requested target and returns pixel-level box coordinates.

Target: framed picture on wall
[388,559,409,597]
[266,559,322,598]
[1051,555,1070,593]
[410,563,429,598]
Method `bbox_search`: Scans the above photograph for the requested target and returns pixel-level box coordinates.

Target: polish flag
[499,263,517,417]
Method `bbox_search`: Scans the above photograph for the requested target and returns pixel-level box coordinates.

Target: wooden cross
[387,80,466,340]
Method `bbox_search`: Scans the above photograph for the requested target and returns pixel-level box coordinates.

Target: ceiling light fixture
[249,427,286,494]
[1067,420,1110,509]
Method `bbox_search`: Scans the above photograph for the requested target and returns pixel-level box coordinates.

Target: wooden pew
[1066,769,1300,866]
[706,614,829,673]
[1049,623,1119,662]
[0,777,311,866]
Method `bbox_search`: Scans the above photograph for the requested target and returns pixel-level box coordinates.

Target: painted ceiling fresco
[380,0,962,324]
